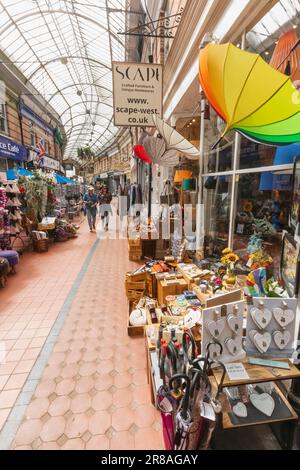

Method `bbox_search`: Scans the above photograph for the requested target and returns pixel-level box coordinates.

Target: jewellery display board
[245,297,297,358]
[202,300,246,363]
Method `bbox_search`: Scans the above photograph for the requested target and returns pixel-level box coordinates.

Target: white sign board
[112,62,163,127]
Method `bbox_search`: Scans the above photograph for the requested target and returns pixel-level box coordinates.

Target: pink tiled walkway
[0,221,96,431]
[2,222,163,450]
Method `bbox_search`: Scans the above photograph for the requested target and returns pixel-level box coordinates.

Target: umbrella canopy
[270,30,300,83]
[199,43,300,147]
[152,115,200,160]
[143,136,180,167]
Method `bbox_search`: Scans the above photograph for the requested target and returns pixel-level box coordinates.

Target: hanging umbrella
[133,144,153,164]
[152,115,200,160]
[199,42,300,148]
[270,30,300,83]
[143,136,180,167]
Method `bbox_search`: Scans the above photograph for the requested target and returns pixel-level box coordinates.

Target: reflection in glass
[233,172,292,273]
[203,107,234,173]
[203,175,232,257]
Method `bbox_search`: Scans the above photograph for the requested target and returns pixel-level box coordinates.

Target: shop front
[0,134,27,171]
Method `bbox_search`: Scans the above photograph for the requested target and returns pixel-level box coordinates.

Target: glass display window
[203,175,232,257]
[233,172,292,274]
[203,107,234,174]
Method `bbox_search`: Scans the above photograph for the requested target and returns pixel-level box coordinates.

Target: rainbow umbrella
[199,43,300,148]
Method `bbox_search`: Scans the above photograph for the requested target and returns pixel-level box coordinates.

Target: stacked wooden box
[128,237,142,262]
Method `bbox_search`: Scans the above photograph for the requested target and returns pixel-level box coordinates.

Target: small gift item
[232,402,248,418]
[205,309,225,340]
[249,330,271,354]
[249,392,275,417]
[273,330,291,350]
[227,305,243,333]
[273,301,295,328]
[129,308,147,326]
[250,300,272,330]
[225,335,242,356]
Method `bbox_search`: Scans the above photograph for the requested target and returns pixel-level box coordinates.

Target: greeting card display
[245,297,297,358]
[202,300,246,364]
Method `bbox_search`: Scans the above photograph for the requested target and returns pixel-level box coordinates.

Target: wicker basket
[33,238,49,253]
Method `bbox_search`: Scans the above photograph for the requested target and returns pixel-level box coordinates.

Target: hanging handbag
[160,181,176,206]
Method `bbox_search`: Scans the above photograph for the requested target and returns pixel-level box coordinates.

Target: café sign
[0,135,27,162]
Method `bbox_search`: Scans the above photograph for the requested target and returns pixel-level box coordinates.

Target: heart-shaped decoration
[273,330,291,350]
[227,314,243,333]
[273,308,295,328]
[250,330,271,354]
[206,318,225,339]
[232,402,247,418]
[225,337,242,356]
[250,393,275,417]
[251,307,272,330]
[207,342,221,360]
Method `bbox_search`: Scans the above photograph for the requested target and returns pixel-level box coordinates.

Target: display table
[211,358,300,449]
[212,358,300,388]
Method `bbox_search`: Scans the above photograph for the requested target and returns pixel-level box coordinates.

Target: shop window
[0,158,7,171]
[203,175,232,257]
[239,137,277,170]
[0,104,7,133]
[30,132,36,147]
[233,172,292,274]
[203,107,233,173]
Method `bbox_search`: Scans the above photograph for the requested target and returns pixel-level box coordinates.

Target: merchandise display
[2,0,300,454]
[246,298,297,358]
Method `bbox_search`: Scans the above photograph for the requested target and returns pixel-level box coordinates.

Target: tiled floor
[0,220,163,450]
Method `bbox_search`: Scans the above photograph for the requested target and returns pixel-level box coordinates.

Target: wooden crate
[125,280,146,303]
[129,253,142,262]
[156,277,188,305]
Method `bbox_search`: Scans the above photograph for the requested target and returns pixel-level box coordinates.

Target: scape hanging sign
[112,62,163,127]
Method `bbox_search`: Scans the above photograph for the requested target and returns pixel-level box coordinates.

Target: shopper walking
[98,186,112,231]
[84,186,98,232]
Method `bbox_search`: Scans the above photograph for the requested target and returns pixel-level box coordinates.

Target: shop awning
[6,167,32,180]
[54,174,76,184]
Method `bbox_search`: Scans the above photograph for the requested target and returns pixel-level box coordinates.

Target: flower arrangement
[248,250,273,271]
[221,248,240,267]
[264,278,288,298]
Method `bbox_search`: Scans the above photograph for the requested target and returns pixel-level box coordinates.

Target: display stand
[211,358,300,449]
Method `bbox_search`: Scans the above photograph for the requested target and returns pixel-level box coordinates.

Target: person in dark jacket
[84,186,98,232]
[98,187,112,231]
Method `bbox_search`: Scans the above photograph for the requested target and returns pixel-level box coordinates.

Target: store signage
[18,102,54,135]
[0,135,27,162]
[28,150,59,171]
[112,62,163,127]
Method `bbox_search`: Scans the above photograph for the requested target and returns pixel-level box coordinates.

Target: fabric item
[129,184,143,207]
[270,30,300,83]
[133,144,153,164]
[199,42,300,146]
[0,250,19,266]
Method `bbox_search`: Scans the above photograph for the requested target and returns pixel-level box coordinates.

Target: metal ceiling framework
[0,0,128,161]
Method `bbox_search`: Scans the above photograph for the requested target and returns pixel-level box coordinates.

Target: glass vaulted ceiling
[0,0,127,160]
